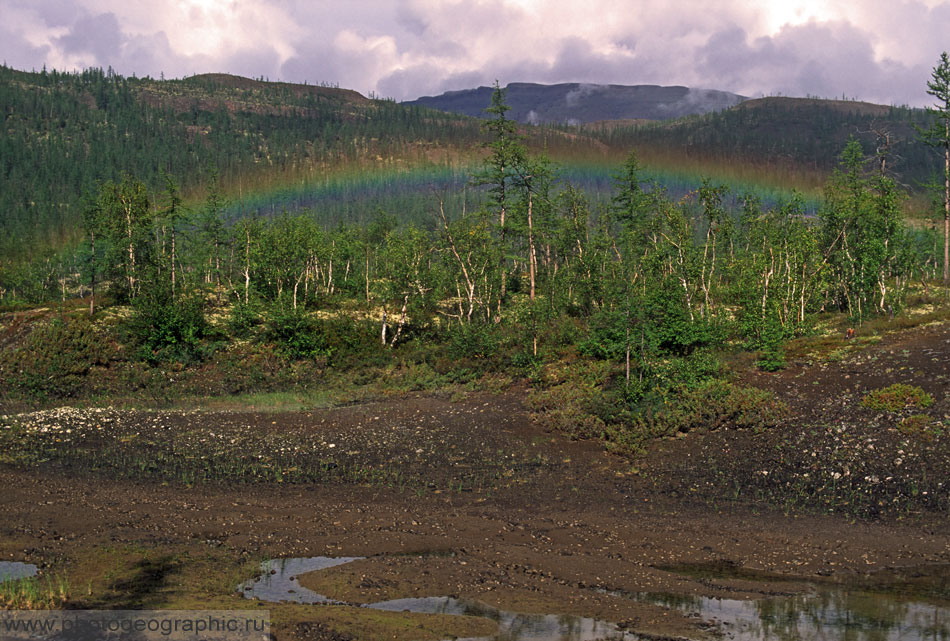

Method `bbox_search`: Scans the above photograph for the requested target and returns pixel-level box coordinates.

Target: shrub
[604,380,788,455]
[227,300,263,338]
[653,380,788,435]
[898,414,933,435]
[0,317,109,398]
[861,384,934,412]
[261,306,331,361]
[650,350,723,392]
[126,285,208,364]
[446,322,499,360]
[526,382,608,440]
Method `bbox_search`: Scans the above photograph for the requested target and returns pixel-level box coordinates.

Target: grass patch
[0,574,69,609]
[182,390,342,413]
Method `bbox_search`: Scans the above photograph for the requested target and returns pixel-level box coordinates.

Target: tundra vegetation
[0,64,947,474]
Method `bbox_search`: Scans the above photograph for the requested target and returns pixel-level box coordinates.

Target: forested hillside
[2,65,947,307]
[3,65,944,268]
[0,65,486,261]
[588,97,940,193]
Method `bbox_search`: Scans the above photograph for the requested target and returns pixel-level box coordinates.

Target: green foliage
[820,137,911,320]
[580,288,723,366]
[527,381,609,440]
[476,81,527,217]
[650,350,724,391]
[126,283,209,364]
[921,51,950,283]
[446,322,500,361]
[227,300,263,338]
[655,379,787,434]
[318,316,383,368]
[601,380,787,455]
[261,305,331,361]
[897,414,936,437]
[0,574,69,609]
[578,308,629,361]
[861,383,934,412]
[755,308,790,371]
[0,317,109,399]
[95,175,154,302]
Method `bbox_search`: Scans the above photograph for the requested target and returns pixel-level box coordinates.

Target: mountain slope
[0,66,487,259]
[405,82,747,124]
[0,65,942,270]
[584,96,939,191]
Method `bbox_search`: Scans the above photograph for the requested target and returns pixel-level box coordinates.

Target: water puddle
[631,562,950,641]
[240,557,950,641]
[367,597,635,641]
[0,562,38,582]
[239,557,638,640]
[637,590,948,641]
[237,556,364,604]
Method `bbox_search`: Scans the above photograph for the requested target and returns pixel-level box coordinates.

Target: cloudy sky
[1,0,947,106]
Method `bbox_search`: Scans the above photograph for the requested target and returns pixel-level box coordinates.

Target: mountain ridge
[404,82,747,124]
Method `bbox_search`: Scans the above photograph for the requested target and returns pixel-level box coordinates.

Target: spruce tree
[923,52,950,284]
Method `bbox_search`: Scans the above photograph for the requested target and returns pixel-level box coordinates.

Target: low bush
[897,414,944,439]
[526,381,608,440]
[227,300,263,338]
[648,379,788,436]
[0,317,109,399]
[861,383,934,412]
[261,305,331,361]
[126,285,209,364]
[446,322,500,360]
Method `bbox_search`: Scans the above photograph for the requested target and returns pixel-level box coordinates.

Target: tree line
[14,81,928,380]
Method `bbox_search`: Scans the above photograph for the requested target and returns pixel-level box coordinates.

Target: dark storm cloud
[7,0,82,26]
[0,28,50,71]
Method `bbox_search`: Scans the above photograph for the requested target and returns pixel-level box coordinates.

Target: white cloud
[0,0,947,105]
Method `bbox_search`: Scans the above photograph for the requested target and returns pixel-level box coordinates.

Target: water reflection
[237,556,364,604]
[0,562,38,581]
[239,557,637,640]
[239,556,949,641]
[638,588,948,641]
[368,596,633,641]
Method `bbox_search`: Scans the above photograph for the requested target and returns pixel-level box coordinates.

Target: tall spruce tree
[475,82,527,314]
[923,52,950,284]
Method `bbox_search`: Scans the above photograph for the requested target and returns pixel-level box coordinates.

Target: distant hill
[0,66,490,260]
[585,96,938,189]
[0,64,942,268]
[405,82,747,124]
